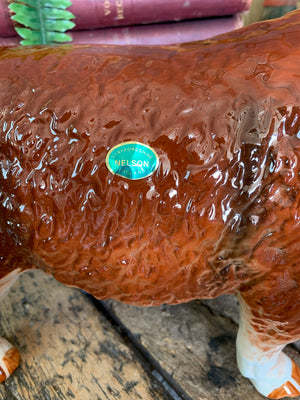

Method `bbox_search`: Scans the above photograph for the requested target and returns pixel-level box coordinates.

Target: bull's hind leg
[0,270,21,382]
[0,337,20,383]
[237,295,300,399]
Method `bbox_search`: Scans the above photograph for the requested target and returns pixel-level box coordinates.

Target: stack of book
[0,0,252,46]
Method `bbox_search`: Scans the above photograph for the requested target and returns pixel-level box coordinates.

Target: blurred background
[244,0,299,24]
[0,0,299,47]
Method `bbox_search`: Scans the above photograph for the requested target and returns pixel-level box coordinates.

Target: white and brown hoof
[267,360,300,399]
[0,337,20,383]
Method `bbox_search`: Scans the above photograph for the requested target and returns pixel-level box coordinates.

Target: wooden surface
[0,270,299,400]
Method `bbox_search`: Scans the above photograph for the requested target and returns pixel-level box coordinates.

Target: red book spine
[0,16,242,47]
[0,0,251,37]
[69,0,251,30]
[264,0,296,5]
[0,0,15,37]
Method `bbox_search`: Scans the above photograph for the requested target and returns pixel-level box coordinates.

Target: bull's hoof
[268,361,300,399]
[0,337,20,382]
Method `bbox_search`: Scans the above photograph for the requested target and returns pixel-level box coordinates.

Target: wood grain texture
[0,270,299,399]
[0,270,169,400]
[103,298,300,400]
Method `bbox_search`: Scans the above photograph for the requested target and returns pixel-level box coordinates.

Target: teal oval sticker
[106,141,159,180]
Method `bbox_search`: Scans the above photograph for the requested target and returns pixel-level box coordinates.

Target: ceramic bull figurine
[0,9,300,399]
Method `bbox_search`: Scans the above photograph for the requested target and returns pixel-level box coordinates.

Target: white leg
[0,337,20,383]
[237,296,300,399]
[0,269,21,382]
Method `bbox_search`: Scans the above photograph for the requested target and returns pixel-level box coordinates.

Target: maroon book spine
[0,0,15,37]
[0,16,242,47]
[264,0,296,5]
[69,0,251,30]
[0,0,251,37]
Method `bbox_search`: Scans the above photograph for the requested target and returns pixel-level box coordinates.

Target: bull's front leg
[0,270,21,382]
[237,295,300,399]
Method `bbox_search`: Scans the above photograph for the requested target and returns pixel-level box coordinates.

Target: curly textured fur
[0,10,300,397]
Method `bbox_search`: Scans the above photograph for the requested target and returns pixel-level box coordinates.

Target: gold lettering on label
[104,0,111,16]
[115,0,124,19]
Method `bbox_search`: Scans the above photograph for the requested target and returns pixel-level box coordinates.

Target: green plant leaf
[9,0,75,45]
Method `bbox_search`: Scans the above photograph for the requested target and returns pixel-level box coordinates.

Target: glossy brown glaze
[0,10,300,339]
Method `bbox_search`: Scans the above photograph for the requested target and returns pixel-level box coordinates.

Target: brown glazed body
[0,10,300,343]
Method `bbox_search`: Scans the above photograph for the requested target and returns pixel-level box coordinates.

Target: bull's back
[1,11,300,304]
